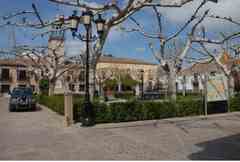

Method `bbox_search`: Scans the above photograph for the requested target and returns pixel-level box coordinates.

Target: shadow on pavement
[13,106,42,113]
[188,133,240,160]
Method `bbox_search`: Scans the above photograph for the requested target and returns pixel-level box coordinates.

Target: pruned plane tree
[2,0,239,98]
[0,0,210,96]
[119,0,240,100]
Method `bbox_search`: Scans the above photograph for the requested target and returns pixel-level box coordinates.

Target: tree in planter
[103,78,118,91]
[97,67,117,97]
[120,73,139,91]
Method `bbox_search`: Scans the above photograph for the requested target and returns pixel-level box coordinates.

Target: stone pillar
[64,93,74,127]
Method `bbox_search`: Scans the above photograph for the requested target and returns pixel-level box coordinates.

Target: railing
[0,76,12,82]
[17,77,29,82]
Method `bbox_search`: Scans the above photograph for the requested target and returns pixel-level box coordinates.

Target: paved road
[1,97,240,160]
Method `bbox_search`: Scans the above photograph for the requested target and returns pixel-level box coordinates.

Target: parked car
[9,87,36,112]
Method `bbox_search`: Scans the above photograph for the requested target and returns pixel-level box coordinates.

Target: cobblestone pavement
[1,97,240,160]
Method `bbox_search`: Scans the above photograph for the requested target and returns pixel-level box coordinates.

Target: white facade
[176,75,204,92]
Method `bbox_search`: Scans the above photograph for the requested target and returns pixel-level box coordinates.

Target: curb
[94,112,240,129]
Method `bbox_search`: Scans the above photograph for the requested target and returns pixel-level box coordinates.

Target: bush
[38,95,64,115]
[176,98,203,117]
[114,91,135,100]
[72,99,203,124]
[38,94,240,124]
[230,95,240,112]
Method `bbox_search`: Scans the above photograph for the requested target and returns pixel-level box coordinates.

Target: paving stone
[1,97,240,160]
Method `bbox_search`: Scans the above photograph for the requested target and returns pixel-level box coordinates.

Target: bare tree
[120,0,216,100]
[2,42,82,96]
[1,0,220,98]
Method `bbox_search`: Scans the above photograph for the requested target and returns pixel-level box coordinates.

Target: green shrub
[38,95,64,115]
[103,79,118,90]
[176,98,203,117]
[114,91,135,100]
[230,95,240,112]
[38,94,240,124]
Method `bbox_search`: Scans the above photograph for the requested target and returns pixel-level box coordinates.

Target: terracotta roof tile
[0,58,35,67]
[98,55,157,65]
[180,58,240,76]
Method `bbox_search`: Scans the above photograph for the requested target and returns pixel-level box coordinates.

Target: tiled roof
[180,58,240,76]
[0,58,35,67]
[180,61,220,76]
[98,55,157,65]
[0,55,157,67]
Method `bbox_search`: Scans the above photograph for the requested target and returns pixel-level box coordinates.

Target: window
[210,71,217,76]
[1,84,10,93]
[18,84,26,88]
[1,68,10,81]
[66,76,71,82]
[147,81,153,91]
[69,84,75,91]
[79,84,85,92]
[79,71,85,82]
[192,73,199,92]
[17,70,27,81]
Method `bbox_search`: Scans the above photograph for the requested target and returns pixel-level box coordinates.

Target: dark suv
[9,87,36,112]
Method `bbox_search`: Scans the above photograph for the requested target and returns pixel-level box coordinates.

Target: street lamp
[82,10,93,27]
[69,11,79,31]
[140,69,144,100]
[68,10,105,126]
[95,14,105,36]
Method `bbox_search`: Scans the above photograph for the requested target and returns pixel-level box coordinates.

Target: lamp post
[68,10,105,126]
[140,70,144,100]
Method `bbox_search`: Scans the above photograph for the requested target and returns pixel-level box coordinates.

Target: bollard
[64,93,74,127]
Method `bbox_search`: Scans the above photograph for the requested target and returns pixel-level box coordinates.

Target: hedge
[114,91,135,100]
[75,100,178,123]
[38,95,64,115]
[38,95,204,123]
[230,93,240,112]
[37,94,240,124]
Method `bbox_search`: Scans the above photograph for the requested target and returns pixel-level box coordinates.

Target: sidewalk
[1,97,240,160]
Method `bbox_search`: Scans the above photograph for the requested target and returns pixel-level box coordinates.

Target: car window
[24,88,33,95]
[12,88,33,96]
[12,89,22,96]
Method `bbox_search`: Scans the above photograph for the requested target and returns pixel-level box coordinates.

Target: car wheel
[32,104,37,111]
[9,106,15,112]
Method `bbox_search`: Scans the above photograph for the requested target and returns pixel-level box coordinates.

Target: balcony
[0,76,12,82]
[17,77,28,82]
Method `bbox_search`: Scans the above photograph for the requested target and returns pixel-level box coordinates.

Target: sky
[0,0,239,64]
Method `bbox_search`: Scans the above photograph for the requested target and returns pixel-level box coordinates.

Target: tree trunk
[182,77,186,96]
[99,81,104,97]
[48,80,56,96]
[167,63,177,101]
[118,81,122,92]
